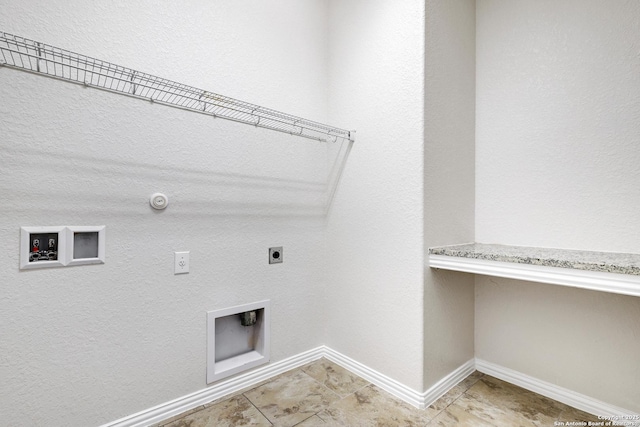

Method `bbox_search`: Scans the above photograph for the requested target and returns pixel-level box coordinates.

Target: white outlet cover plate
[174,251,190,274]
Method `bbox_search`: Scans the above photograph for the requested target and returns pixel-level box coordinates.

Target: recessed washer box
[20,226,105,270]
[20,226,67,270]
[206,300,270,383]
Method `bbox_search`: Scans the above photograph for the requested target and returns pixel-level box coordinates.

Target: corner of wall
[423,0,476,391]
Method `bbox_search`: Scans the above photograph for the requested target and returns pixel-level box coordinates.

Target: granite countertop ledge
[428,243,640,276]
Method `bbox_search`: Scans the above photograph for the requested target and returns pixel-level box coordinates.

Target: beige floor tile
[243,369,340,427]
[457,370,484,391]
[153,406,205,427]
[204,368,308,409]
[315,384,431,426]
[428,401,496,426]
[162,395,271,427]
[465,375,564,424]
[423,405,444,422]
[423,370,486,420]
[294,415,327,426]
[426,384,467,413]
[557,405,605,424]
[452,393,540,426]
[301,358,370,398]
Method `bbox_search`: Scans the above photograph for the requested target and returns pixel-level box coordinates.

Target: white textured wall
[476,277,640,411]
[325,0,426,392]
[0,1,330,425]
[476,0,640,251]
[424,0,476,388]
[476,0,640,412]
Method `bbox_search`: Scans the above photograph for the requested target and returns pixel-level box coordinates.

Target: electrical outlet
[174,251,190,274]
[269,247,283,264]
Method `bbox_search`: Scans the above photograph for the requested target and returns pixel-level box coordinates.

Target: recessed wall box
[20,226,67,270]
[66,226,105,266]
[19,226,105,270]
[207,300,270,383]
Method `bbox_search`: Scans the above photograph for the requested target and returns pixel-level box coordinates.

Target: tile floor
[154,358,604,427]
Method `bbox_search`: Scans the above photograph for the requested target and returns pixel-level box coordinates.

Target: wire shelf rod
[0,31,354,144]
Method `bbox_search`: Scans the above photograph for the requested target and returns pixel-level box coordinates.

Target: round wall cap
[150,193,169,210]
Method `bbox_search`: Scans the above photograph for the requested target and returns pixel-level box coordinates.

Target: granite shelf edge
[427,243,640,297]
[428,243,640,276]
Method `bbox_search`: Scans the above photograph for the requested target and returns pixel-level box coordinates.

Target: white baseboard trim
[101,346,325,427]
[475,358,638,418]
[421,358,476,408]
[103,346,476,426]
[324,348,475,410]
[108,349,588,427]
[322,346,425,408]
[323,348,475,410]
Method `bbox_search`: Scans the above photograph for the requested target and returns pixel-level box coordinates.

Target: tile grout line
[296,364,344,422]
[426,387,479,426]
[424,372,486,422]
[241,364,339,426]
[298,364,346,401]
[296,359,377,423]
[440,373,486,416]
[347,381,374,398]
[242,392,274,426]
[315,411,328,423]
[291,413,321,427]
[153,405,207,427]
[300,361,376,402]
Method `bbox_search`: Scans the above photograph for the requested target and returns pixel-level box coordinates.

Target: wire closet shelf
[0,31,354,144]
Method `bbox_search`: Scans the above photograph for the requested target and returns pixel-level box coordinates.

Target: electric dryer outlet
[269,247,283,264]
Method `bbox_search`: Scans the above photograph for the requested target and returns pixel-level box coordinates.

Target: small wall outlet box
[174,251,190,274]
[269,247,283,264]
[20,226,67,270]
